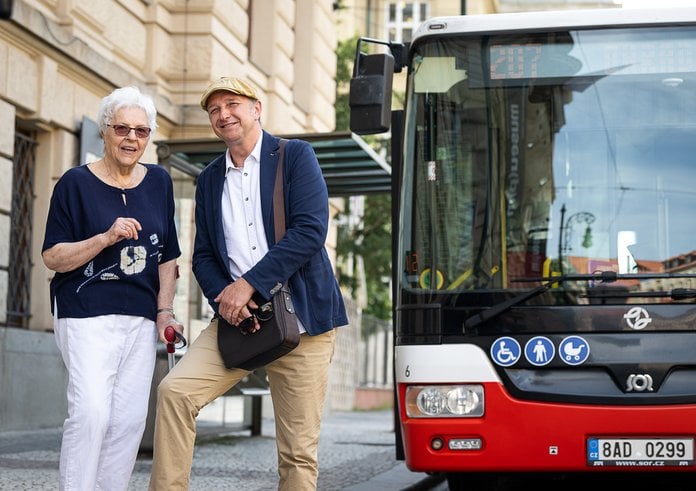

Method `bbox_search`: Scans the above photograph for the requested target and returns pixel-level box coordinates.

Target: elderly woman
[42,86,181,491]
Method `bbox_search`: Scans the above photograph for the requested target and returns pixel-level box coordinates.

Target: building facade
[0,0,342,431]
[337,0,619,42]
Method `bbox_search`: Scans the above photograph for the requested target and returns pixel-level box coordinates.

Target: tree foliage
[335,35,357,132]
[335,35,393,321]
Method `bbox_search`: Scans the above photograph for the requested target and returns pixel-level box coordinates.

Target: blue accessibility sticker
[524,336,555,366]
[559,335,590,365]
[490,337,521,367]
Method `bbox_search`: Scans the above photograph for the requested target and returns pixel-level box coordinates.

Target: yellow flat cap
[200,77,259,110]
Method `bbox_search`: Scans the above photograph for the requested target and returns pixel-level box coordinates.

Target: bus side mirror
[349,52,394,135]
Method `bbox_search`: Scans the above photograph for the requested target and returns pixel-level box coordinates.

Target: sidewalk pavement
[0,400,446,490]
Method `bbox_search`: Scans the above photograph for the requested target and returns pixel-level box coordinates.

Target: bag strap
[273,138,288,244]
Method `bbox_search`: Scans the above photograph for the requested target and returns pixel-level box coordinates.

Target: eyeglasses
[107,124,152,138]
[238,301,274,334]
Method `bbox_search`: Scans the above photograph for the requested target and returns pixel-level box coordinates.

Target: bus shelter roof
[155,131,391,197]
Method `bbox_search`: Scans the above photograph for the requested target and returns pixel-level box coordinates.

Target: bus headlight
[405,385,484,418]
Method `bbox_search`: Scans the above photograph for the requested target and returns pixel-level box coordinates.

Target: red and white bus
[349,6,696,486]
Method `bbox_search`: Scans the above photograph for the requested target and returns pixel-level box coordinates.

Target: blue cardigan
[192,131,348,335]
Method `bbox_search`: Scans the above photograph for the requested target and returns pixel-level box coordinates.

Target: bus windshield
[401,25,696,303]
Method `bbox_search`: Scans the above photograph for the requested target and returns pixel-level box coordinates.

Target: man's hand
[215,277,260,330]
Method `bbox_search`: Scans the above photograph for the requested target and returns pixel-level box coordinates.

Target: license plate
[587,437,694,467]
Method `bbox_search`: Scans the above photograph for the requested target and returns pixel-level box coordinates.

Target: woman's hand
[157,314,184,344]
[104,217,142,245]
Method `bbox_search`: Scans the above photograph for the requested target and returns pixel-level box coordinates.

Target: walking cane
[164,325,187,371]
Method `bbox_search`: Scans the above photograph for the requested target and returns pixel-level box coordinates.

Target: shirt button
[248,222,253,226]
[252,246,256,250]
[245,197,249,201]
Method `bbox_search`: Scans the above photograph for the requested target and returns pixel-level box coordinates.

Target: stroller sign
[560,336,590,365]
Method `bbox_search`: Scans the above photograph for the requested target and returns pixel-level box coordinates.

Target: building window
[385,1,429,43]
[5,130,37,328]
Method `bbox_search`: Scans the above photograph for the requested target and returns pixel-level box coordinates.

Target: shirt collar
[225,133,263,175]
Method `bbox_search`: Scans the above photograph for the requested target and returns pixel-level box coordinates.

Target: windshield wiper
[582,288,696,300]
[463,271,696,331]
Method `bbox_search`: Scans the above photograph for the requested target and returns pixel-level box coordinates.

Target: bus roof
[413,7,696,41]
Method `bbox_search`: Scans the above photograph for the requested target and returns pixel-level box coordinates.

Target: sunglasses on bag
[107,124,152,138]
[238,301,274,334]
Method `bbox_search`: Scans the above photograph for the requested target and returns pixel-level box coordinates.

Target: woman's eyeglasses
[108,124,152,138]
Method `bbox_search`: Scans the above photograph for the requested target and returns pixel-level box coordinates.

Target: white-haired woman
[42,86,182,490]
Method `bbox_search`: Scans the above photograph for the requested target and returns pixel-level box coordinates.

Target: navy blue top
[42,164,181,320]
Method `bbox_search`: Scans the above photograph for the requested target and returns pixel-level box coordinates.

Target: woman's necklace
[104,162,139,205]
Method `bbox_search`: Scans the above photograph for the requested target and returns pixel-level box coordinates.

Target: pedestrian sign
[524,336,555,366]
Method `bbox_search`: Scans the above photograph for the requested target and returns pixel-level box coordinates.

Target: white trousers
[54,314,157,491]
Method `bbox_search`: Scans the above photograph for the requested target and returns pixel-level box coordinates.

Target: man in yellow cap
[148,77,348,490]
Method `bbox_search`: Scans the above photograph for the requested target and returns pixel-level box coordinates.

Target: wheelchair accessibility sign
[559,336,590,365]
[491,337,521,367]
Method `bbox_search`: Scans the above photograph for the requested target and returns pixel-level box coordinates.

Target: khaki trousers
[148,319,336,491]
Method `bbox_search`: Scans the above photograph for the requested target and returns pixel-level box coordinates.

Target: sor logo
[625,374,654,392]
[623,307,652,330]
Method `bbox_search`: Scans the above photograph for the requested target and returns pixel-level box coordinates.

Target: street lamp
[563,210,595,253]
[558,204,596,274]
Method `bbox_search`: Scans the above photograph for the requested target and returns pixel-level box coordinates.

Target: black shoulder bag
[217,139,301,370]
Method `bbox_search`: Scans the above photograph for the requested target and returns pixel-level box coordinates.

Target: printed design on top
[76,234,163,293]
